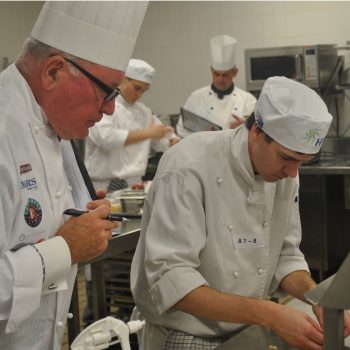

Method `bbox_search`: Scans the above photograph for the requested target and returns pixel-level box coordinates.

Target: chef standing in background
[0,2,147,349]
[84,58,179,325]
[86,58,180,191]
[177,34,257,138]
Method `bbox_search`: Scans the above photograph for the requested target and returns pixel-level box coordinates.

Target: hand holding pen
[64,208,132,222]
[57,205,118,264]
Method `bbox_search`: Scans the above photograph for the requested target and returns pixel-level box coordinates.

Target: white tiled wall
[2,1,350,135]
[0,1,43,72]
[132,1,350,135]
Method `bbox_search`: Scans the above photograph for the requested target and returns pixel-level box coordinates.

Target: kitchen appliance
[245,44,339,94]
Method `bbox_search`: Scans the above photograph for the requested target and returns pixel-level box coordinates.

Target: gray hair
[16,37,80,76]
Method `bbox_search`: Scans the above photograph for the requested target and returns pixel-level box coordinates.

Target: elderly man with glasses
[64,57,121,103]
[0,2,147,349]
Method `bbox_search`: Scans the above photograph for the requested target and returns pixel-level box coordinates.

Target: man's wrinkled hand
[57,205,119,264]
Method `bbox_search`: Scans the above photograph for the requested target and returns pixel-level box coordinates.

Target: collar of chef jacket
[211,82,234,99]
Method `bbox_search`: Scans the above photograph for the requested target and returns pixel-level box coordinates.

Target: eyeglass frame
[64,57,120,102]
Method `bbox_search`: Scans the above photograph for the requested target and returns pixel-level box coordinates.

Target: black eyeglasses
[64,57,120,102]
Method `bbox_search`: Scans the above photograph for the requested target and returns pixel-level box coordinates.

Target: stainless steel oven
[245,44,339,92]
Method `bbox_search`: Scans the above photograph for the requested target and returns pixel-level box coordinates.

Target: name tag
[233,233,264,249]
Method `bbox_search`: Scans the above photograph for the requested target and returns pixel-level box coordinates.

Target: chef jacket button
[257,268,264,275]
[48,283,58,290]
[68,186,72,192]
[67,313,73,319]
[216,176,223,185]
[233,271,239,279]
[57,321,63,327]
[262,221,268,228]
[55,191,62,198]
[210,107,214,110]
[34,126,40,133]
[227,225,233,231]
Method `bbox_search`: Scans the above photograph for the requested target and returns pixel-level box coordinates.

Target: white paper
[232,232,265,249]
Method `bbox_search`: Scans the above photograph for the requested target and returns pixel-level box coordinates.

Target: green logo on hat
[304,128,321,145]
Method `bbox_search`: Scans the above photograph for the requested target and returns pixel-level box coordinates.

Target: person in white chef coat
[0,2,148,349]
[85,58,180,190]
[176,34,257,138]
[131,76,350,350]
[84,58,179,325]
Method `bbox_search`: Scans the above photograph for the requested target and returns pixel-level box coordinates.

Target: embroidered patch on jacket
[20,177,38,191]
[24,198,42,227]
[20,163,32,175]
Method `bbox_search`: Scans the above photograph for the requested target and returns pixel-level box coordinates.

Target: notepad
[181,108,222,132]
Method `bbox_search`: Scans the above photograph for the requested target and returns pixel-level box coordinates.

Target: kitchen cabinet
[299,173,350,281]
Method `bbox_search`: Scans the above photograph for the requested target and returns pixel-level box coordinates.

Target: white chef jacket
[130,126,309,349]
[177,85,257,138]
[0,64,76,349]
[85,95,176,188]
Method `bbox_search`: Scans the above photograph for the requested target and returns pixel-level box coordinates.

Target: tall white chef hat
[210,34,237,71]
[31,1,148,71]
[125,59,156,84]
[254,76,332,154]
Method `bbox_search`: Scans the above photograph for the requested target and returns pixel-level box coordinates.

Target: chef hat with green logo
[125,59,156,84]
[254,76,332,154]
[31,1,148,71]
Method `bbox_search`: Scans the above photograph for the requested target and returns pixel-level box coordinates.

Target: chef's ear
[232,67,239,78]
[41,55,66,91]
[249,123,261,142]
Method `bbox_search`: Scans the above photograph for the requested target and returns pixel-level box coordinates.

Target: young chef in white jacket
[85,58,180,190]
[131,77,350,350]
[176,34,257,138]
[0,2,147,349]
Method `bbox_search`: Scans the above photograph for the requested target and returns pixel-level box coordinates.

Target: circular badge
[24,198,42,227]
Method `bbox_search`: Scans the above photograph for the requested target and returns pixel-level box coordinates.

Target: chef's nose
[101,98,116,115]
[283,162,301,178]
[217,76,225,84]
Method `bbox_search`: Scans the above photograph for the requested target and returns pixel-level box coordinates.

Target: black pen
[64,208,131,223]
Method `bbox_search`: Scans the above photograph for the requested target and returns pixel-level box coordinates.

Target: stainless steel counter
[89,218,141,264]
[216,324,350,350]
[90,219,141,321]
[299,137,350,175]
[298,143,350,280]
[68,219,141,345]
[300,154,350,175]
